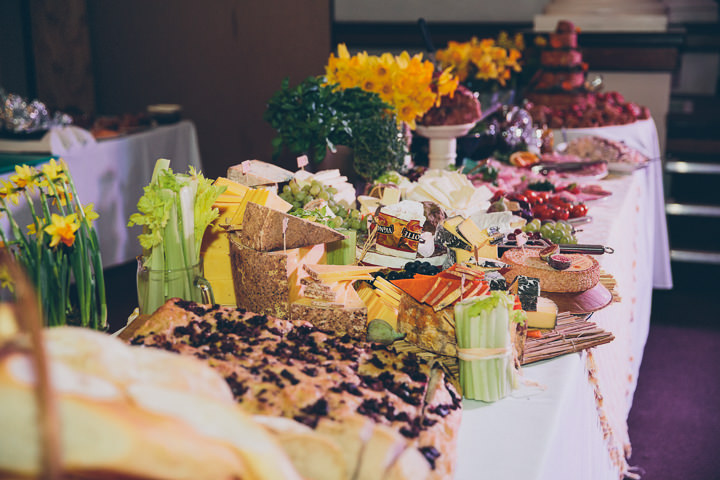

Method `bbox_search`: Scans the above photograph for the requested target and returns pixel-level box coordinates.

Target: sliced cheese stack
[437,215,500,268]
[356,276,402,329]
[392,264,492,356]
[393,264,490,312]
[201,177,292,305]
[293,264,384,338]
[229,202,344,318]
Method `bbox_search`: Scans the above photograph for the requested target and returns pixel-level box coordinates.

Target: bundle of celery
[454,291,525,402]
[128,159,225,314]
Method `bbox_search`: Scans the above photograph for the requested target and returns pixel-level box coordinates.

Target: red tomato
[570,204,588,218]
[523,190,544,205]
[549,195,572,208]
[510,193,529,204]
[534,205,553,220]
[553,208,570,221]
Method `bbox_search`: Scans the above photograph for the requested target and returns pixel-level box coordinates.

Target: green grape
[296,192,307,203]
[289,181,300,194]
[351,209,360,220]
[301,184,310,193]
[549,230,564,244]
[338,209,348,219]
[318,190,329,201]
[523,223,537,233]
[328,187,338,195]
[330,216,344,228]
[309,185,321,196]
[540,225,554,238]
[350,219,361,230]
[282,185,291,195]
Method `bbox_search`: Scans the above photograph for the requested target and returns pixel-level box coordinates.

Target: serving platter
[542,282,613,314]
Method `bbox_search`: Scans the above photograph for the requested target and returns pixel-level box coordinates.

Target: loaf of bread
[127,299,463,479]
[0,325,301,480]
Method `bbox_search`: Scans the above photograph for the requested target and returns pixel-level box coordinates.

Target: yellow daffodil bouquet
[0,159,106,329]
[324,44,459,128]
[435,32,524,93]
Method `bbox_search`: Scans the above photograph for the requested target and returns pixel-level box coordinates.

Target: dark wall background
[87,0,331,178]
[1,0,331,179]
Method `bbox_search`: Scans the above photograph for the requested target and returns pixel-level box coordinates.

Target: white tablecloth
[555,118,672,290]
[1,121,201,268]
[457,120,669,479]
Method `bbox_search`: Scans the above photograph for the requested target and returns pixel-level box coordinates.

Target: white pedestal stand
[415,123,476,170]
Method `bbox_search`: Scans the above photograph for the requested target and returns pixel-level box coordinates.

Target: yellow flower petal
[44,213,79,248]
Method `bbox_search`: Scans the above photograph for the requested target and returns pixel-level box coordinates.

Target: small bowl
[147,104,182,124]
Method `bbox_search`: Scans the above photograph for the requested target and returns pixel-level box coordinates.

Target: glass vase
[136,257,215,316]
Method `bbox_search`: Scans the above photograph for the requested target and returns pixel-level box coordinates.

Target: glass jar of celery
[136,256,214,315]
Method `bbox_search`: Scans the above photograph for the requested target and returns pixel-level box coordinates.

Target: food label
[374,211,422,259]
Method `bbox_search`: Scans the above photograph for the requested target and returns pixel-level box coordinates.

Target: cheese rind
[240,202,345,252]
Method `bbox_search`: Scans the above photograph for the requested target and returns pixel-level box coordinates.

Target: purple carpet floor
[627,287,720,480]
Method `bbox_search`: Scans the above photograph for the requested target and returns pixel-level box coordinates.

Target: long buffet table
[1,116,670,479]
[457,118,671,479]
[0,121,202,268]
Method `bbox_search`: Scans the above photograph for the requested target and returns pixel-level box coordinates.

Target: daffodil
[435,33,523,92]
[325,44,458,125]
[27,223,37,236]
[0,266,13,292]
[41,158,68,185]
[10,165,39,192]
[82,203,99,223]
[44,182,72,207]
[44,213,79,248]
[0,180,20,205]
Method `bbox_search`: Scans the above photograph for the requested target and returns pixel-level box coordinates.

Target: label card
[297,155,309,169]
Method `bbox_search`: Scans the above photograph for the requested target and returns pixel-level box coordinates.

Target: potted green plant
[264,76,406,182]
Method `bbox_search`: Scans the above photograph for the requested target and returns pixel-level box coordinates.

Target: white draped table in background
[456,118,672,479]
[1,121,202,269]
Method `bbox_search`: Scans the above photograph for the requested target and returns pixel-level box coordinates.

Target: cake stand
[415,123,476,170]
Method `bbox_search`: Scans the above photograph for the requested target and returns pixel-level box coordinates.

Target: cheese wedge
[227,160,294,186]
[525,297,558,329]
[457,217,488,247]
[240,202,345,251]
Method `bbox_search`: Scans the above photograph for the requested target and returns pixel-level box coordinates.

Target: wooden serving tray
[542,282,613,314]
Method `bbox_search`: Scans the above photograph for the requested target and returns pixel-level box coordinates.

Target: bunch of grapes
[279,179,366,232]
[522,218,578,244]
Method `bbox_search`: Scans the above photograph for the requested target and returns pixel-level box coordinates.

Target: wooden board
[542,282,613,315]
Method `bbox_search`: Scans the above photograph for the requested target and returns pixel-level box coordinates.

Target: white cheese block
[526,297,558,329]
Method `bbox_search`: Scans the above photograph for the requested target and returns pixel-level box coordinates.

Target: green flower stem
[63,165,106,330]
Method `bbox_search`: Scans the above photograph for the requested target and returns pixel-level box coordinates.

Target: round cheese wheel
[501,248,599,293]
